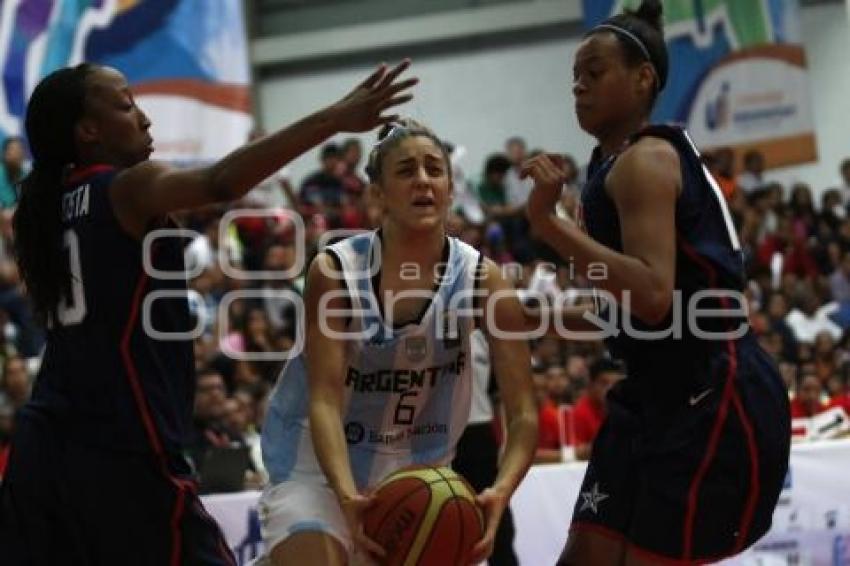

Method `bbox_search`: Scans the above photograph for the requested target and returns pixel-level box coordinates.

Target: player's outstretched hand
[332,59,418,133]
[339,492,386,561]
[523,153,569,225]
[467,485,510,564]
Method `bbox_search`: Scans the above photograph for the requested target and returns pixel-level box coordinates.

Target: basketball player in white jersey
[259,120,537,565]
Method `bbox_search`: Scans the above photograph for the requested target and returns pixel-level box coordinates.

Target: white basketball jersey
[262,231,482,489]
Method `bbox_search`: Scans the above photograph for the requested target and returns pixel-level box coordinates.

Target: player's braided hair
[14,63,96,323]
[365,118,452,184]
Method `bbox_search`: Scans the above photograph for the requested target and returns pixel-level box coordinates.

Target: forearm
[492,405,537,494]
[535,214,671,323]
[522,303,601,335]
[309,398,358,501]
[209,107,341,201]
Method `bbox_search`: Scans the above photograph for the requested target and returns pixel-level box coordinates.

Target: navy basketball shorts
[568,335,791,563]
[0,411,235,566]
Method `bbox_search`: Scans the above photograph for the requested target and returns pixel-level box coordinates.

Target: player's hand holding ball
[339,491,387,562]
[466,484,511,564]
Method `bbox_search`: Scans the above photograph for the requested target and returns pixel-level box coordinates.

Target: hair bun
[631,0,663,32]
[376,118,428,143]
[376,122,396,142]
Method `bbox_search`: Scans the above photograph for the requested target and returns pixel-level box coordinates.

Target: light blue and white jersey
[262,231,482,490]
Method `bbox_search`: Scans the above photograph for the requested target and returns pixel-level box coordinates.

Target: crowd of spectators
[1,130,849,488]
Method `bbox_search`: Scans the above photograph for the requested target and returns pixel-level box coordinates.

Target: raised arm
[110,61,416,237]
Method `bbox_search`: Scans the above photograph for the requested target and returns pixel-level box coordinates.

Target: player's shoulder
[618,134,679,171]
[608,132,681,196]
[448,235,481,263]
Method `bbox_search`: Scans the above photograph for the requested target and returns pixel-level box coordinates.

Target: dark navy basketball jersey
[26,165,195,457]
[580,124,746,371]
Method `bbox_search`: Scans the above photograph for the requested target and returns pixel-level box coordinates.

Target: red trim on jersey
[569,521,738,565]
[64,164,115,186]
[677,238,759,559]
[120,272,164,456]
[730,388,761,553]
[169,480,187,565]
[120,263,235,566]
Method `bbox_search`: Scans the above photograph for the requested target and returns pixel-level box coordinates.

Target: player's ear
[368,182,386,209]
[636,62,655,99]
[75,117,99,144]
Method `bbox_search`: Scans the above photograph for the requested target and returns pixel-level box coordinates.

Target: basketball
[363,465,484,566]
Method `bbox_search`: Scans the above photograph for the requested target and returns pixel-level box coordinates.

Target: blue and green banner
[0,0,252,163]
[583,0,817,168]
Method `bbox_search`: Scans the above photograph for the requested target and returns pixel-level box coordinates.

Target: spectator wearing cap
[573,358,625,461]
[299,142,345,224]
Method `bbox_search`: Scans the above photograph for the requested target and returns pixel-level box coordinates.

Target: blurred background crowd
[1,129,849,489]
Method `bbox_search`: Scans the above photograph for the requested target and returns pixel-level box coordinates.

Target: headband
[592,23,663,90]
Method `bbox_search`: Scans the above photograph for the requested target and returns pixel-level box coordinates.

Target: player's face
[377,136,452,233]
[80,66,153,167]
[572,33,649,138]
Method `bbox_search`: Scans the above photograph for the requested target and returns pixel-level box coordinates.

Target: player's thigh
[557,529,625,566]
[269,531,347,566]
[259,480,352,564]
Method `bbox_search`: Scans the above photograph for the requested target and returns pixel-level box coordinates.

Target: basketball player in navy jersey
[0,60,415,565]
[524,1,790,564]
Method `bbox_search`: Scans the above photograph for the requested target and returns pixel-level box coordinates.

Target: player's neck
[598,116,650,158]
[381,222,445,267]
[76,146,124,169]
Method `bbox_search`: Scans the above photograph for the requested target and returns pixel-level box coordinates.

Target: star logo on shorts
[579,482,609,515]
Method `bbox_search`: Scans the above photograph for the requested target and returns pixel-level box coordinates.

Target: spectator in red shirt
[790,373,827,419]
[532,362,562,463]
[573,358,624,461]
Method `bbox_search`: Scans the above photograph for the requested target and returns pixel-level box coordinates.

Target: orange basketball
[363,465,484,566]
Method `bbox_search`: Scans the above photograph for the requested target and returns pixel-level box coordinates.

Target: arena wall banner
[0,0,251,163]
[203,440,850,565]
[583,0,818,169]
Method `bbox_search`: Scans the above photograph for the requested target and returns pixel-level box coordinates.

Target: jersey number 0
[57,229,87,326]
